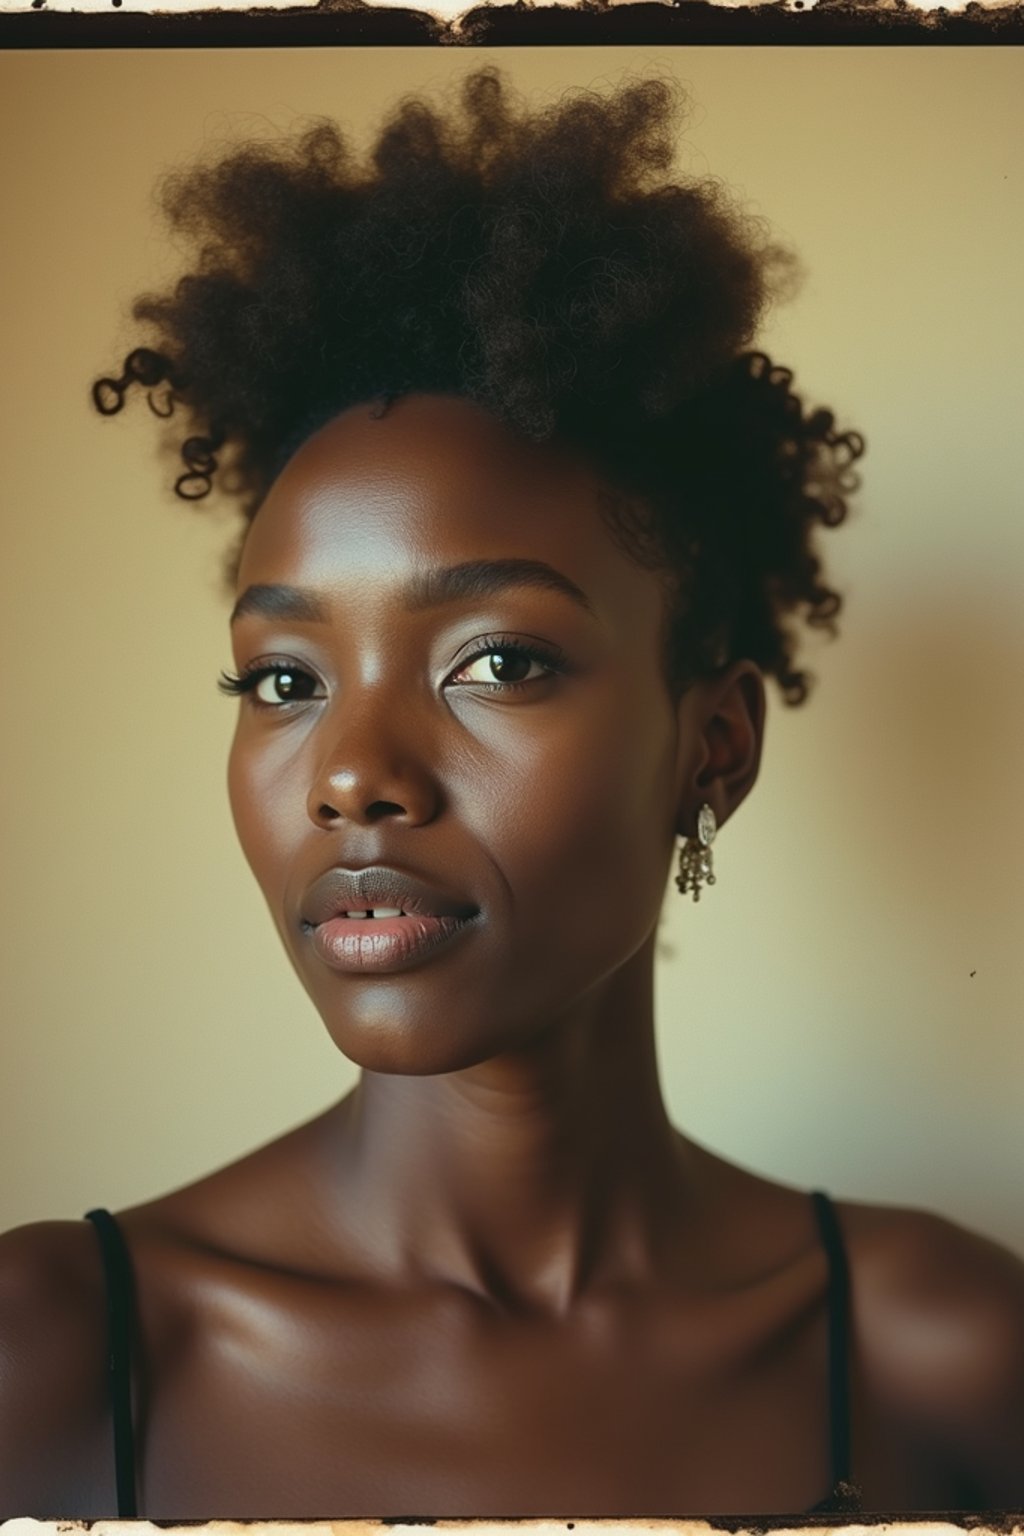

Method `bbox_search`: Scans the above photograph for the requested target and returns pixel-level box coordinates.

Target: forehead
[237,394,658,614]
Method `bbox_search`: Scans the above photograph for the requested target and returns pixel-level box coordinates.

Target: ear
[674,660,767,839]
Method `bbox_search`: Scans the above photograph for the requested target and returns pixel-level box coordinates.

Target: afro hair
[94,67,863,706]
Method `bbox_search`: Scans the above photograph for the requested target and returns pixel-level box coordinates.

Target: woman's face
[227,393,703,1076]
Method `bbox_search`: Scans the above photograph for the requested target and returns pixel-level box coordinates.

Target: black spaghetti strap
[84,1208,139,1517]
[808,1189,852,1492]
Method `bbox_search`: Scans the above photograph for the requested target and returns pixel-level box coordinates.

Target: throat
[325,1064,693,1314]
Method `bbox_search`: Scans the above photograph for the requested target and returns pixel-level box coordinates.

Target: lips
[300,864,480,976]
[301,864,478,928]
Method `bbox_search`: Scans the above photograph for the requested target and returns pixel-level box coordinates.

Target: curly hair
[93,67,863,706]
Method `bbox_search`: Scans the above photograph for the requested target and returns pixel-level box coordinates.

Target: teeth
[343,908,404,919]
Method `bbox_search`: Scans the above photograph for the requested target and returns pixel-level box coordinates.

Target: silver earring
[676,803,717,901]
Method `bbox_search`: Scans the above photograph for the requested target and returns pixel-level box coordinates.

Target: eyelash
[217,636,567,711]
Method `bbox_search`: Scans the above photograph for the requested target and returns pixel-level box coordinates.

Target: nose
[306,691,443,830]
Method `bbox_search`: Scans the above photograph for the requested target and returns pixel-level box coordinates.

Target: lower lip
[308,914,475,974]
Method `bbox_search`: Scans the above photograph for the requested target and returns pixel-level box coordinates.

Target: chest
[132,1279,846,1516]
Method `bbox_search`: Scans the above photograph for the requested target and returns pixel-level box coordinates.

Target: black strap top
[83,1206,138,1516]
[83,1188,862,1518]
[805,1188,862,1513]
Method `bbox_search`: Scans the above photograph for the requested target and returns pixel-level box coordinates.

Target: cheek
[226,726,303,905]
[463,683,678,954]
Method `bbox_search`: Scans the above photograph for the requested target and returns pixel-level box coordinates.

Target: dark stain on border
[27,1516,1024,1530]
[0,0,1023,42]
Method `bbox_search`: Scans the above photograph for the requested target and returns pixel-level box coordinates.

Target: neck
[317,936,698,1313]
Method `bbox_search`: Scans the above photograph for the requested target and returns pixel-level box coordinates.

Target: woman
[1,67,1021,1518]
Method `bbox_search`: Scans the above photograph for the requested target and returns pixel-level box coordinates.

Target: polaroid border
[1,0,1024,45]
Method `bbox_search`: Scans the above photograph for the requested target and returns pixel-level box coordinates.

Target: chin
[322,1013,522,1078]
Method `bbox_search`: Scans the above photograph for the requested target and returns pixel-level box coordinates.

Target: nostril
[366,801,409,822]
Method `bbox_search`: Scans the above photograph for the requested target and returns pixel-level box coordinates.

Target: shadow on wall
[838,580,1022,1089]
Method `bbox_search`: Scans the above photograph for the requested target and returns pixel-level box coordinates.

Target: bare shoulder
[0,1218,112,1514]
[0,1116,343,1517]
[838,1196,1024,1504]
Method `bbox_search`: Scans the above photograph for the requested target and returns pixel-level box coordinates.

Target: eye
[253,667,320,706]
[217,662,322,709]
[218,639,565,707]
[447,641,563,691]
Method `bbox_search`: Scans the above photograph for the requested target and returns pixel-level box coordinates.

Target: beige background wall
[1,48,1021,1251]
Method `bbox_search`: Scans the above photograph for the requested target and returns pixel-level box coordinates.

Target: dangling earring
[676,803,717,901]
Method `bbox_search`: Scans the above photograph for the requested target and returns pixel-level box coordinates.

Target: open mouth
[300,864,479,944]
[339,909,413,919]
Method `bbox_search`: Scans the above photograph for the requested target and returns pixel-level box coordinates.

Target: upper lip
[302,865,479,926]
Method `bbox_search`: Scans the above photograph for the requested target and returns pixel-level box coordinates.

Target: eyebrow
[229,558,596,626]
